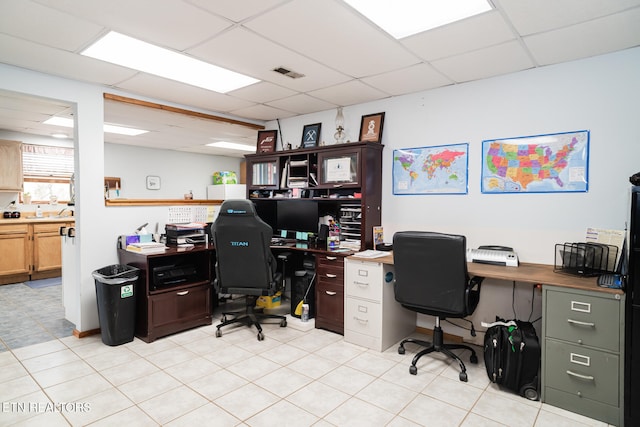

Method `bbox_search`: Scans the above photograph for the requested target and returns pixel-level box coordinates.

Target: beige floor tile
[44,372,112,403]
[422,375,484,411]
[166,402,241,427]
[63,388,133,426]
[324,396,395,427]
[186,368,248,401]
[286,381,350,418]
[258,342,310,366]
[144,345,198,370]
[213,383,279,421]
[164,355,221,383]
[247,399,319,427]
[254,366,313,398]
[88,405,158,426]
[30,359,95,388]
[0,375,45,401]
[137,385,208,425]
[226,354,281,381]
[318,364,375,395]
[344,350,398,377]
[287,353,339,379]
[356,378,419,414]
[472,392,540,427]
[20,349,80,373]
[400,393,468,427]
[117,370,181,403]
[99,357,160,386]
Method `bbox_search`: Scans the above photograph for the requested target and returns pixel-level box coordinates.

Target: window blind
[22,144,74,179]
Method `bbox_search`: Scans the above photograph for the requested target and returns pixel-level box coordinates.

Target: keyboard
[597,273,624,289]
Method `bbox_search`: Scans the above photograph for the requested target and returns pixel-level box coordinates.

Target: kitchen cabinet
[0,219,73,285]
[0,139,23,191]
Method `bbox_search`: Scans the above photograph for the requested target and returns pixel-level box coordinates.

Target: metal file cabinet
[344,258,416,351]
[542,285,625,426]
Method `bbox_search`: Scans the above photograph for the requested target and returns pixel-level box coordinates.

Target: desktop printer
[467,245,519,267]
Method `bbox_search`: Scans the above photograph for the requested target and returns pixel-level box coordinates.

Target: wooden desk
[346,252,625,425]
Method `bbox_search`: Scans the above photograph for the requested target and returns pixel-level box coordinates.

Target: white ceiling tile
[0,34,138,85]
[497,0,640,36]
[34,0,232,51]
[402,11,515,61]
[308,80,390,107]
[267,94,336,115]
[114,74,257,113]
[244,0,420,78]
[188,27,351,92]
[524,8,640,65]
[229,82,297,104]
[432,40,534,83]
[361,64,453,96]
[231,104,297,122]
[0,0,104,51]
[185,0,286,23]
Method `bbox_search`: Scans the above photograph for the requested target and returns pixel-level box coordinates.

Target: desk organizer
[554,242,618,276]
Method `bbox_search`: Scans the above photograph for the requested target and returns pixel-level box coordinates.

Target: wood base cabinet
[118,246,213,343]
[0,220,72,285]
[315,253,347,334]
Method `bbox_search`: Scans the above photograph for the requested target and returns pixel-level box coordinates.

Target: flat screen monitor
[253,201,277,232]
[277,201,318,235]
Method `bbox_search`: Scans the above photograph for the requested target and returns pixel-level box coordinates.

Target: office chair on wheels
[211,199,287,341]
[393,231,483,382]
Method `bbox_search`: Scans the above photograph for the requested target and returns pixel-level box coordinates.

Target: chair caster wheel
[459,371,468,382]
[409,365,417,375]
[280,319,287,327]
[257,332,264,341]
[470,354,478,364]
[398,346,405,355]
[215,329,222,338]
[221,315,227,322]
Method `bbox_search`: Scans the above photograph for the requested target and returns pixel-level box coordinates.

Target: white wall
[104,142,241,199]
[269,47,640,343]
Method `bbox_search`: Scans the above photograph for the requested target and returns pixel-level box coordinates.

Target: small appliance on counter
[3,201,20,218]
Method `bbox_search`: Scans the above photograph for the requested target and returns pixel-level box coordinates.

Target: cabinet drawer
[545,339,619,406]
[315,281,344,334]
[32,223,64,233]
[345,297,381,338]
[0,223,29,234]
[345,259,382,301]
[545,289,620,351]
[150,285,210,328]
[317,264,344,285]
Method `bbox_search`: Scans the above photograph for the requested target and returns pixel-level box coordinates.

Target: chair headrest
[218,199,256,217]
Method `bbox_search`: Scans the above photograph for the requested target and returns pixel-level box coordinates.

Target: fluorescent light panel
[82,31,259,93]
[207,141,255,152]
[345,0,493,39]
[44,117,149,136]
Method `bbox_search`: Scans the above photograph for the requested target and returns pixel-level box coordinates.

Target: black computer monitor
[252,200,277,232]
[277,200,318,235]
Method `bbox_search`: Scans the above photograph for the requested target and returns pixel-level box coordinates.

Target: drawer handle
[567,319,595,327]
[353,317,368,324]
[325,291,337,296]
[566,370,594,381]
[326,256,337,261]
[354,281,369,287]
[333,184,343,188]
[176,290,189,296]
[326,273,337,278]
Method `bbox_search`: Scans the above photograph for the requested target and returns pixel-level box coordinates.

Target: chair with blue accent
[211,199,286,341]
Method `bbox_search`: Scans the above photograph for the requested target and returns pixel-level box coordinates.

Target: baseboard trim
[73,328,100,338]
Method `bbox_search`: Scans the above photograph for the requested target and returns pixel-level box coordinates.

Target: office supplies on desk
[467,246,519,267]
[597,273,625,289]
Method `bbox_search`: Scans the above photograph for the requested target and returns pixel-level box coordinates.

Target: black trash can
[92,264,139,346]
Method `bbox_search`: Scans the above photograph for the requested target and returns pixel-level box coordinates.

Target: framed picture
[257,130,277,153]
[146,175,161,190]
[301,123,321,148]
[359,112,385,143]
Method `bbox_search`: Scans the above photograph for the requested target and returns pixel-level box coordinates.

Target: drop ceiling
[1,0,639,157]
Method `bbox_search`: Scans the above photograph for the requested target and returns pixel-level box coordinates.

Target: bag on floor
[483,318,540,401]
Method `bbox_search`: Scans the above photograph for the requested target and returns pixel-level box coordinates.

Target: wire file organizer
[554,242,618,277]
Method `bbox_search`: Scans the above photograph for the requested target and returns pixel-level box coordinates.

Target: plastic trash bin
[92,264,139,346]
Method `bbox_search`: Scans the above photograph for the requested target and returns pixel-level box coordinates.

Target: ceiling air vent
[273,67,305,79]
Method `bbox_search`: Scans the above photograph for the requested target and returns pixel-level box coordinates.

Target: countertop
[0,216,75,225]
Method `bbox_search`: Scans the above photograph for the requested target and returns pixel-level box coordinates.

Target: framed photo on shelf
[359,112,385,143]
[301,123,321,148]
[257,130,277,153]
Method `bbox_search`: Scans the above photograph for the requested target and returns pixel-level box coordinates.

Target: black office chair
[211,199,287,341]
[393,231,483,382]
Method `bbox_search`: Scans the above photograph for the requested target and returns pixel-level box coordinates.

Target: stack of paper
[126,242,167,254]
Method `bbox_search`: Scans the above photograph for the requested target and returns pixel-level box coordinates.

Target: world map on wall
[393,143,468,194]
[481,130,589,193]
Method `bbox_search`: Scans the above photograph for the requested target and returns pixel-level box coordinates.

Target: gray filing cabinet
[542,285,625,426]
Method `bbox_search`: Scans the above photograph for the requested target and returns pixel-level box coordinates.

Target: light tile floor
[0,286,613,426]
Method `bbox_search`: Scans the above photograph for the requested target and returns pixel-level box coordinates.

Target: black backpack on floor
[483,318,541,401]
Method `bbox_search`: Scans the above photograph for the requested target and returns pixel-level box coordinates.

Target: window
[22,144,74,203]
